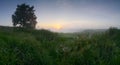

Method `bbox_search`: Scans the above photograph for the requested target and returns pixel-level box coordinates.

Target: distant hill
[81,29,107,34]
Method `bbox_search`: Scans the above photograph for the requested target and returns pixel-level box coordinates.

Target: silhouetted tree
[12,3,37,29]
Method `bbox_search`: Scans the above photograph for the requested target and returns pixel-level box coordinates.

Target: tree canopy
[12,3,37,29]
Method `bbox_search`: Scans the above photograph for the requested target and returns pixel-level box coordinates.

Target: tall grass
[0,26,119,65]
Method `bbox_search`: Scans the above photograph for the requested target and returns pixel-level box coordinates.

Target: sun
[52,24,62,30]
[36,22,63,31]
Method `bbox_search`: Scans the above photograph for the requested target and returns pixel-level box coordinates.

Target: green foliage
[0,26,120,65]
[12,3,37,29]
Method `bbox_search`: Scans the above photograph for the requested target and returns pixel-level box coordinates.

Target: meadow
[0,26,119,65]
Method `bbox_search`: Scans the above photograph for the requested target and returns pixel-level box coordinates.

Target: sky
[0,0,120,32]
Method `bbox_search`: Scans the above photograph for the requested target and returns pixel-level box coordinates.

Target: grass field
[0,26,120,65]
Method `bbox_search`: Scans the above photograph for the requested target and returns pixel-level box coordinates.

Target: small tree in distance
[12,3,37,29]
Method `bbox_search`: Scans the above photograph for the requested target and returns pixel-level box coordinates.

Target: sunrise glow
[52,24,62,30]
[0,0,120,32]
[36,22,63,31]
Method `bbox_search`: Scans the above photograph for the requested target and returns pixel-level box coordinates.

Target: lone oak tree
[12,3,37,29]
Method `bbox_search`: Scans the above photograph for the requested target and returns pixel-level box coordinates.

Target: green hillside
[0,26,120,65]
